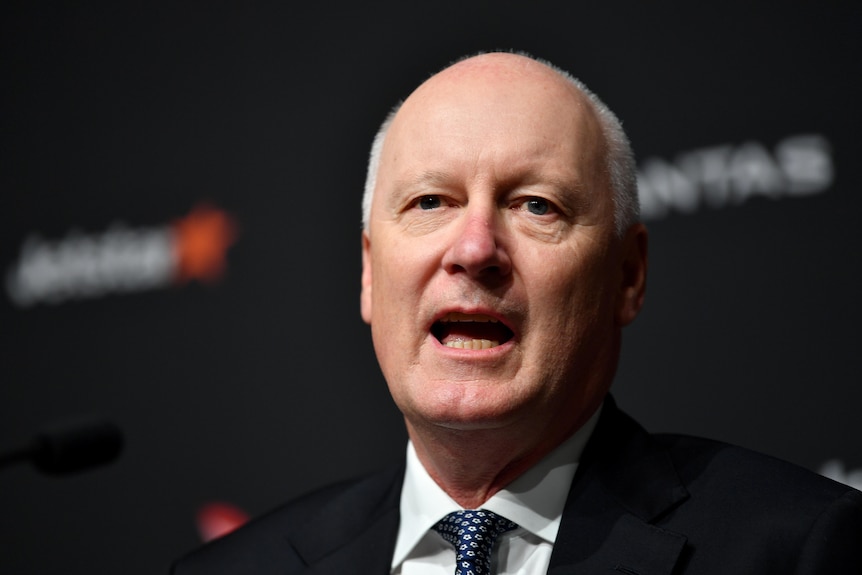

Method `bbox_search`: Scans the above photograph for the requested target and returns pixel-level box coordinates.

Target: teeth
[441,312,499,323]
[437,313,504,349]
[445,339,499,350]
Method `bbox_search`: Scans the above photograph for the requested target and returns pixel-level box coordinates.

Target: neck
[405,405,597,509]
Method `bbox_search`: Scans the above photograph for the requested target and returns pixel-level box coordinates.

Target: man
[173,52,862,574]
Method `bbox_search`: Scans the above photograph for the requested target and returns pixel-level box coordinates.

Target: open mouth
[431,312,515,350]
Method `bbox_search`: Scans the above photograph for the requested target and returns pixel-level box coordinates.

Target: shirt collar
[391,403,602,569]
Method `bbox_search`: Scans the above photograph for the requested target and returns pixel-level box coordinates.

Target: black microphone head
[32,419,124,475]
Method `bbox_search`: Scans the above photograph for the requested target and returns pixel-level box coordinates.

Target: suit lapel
[303,505,399,575]
[548,515,687,575]
[548,397,689,575]
[288,463,403,575]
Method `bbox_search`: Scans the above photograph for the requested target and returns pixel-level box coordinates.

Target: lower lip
[430,335,515,356]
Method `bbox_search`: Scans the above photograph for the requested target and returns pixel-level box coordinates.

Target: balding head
[362,52,639,236]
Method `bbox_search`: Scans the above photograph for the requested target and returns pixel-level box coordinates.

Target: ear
[616,222,648,326]
[360,230,373,325]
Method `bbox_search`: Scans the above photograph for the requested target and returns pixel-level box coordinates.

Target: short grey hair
[361,52,639,237]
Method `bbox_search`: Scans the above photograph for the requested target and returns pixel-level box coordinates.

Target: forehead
[379,56,606,189]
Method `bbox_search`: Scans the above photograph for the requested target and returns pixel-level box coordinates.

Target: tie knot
[432,509,518,575]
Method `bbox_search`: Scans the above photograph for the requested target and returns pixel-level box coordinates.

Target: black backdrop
[2,2,860,574]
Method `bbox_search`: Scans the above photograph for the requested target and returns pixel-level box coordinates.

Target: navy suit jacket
[172,397,862,574]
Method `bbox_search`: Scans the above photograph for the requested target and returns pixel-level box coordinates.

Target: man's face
[361,55,645,443]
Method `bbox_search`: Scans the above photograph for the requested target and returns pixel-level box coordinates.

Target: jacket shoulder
[171,462,404,575]
[652,432,862,571]
[653,431,857,504]
[574,400,862,572]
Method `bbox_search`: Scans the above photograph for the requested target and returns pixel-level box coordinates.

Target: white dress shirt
[390,405,602,575]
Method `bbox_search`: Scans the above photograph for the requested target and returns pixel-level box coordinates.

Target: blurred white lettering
[5,224,175,307]
[638,134,833,219]
[5,203,236,308]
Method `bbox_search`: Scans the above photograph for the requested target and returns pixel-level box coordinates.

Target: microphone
[0,418,124,475]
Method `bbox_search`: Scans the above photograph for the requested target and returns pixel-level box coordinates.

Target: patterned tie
[432,509,518,575]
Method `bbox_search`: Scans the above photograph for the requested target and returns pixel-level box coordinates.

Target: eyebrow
[394,170,455,191]
[389,169,596,214]
[386,170,456,212]
[396,170,584,192]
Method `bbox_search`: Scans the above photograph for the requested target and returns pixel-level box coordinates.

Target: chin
[409,389,533,432]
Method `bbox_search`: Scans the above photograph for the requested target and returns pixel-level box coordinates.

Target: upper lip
[438,311,501,324]
[430,308,513,329]
[428,307,518,341]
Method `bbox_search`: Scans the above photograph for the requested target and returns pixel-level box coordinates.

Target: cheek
[372,240,443,303]
[371,247,409,300]
[369,250,433,349]
[530,251,616,335]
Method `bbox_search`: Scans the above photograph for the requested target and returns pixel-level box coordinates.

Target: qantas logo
[5,203,238,308]
[637,134,833,219]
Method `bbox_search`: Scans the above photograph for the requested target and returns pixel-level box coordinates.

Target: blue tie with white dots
[432,509,518,575]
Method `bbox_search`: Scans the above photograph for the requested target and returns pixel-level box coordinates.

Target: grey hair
[361,104,399,233]
[361,52,640,237]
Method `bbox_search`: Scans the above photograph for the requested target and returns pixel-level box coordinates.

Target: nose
[441,208,512,279]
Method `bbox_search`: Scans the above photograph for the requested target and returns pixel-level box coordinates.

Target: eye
[521,197,551,215]
[417,195,442,210]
